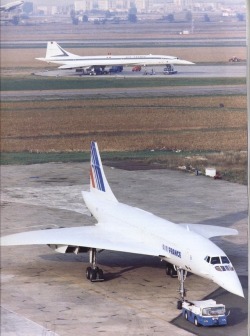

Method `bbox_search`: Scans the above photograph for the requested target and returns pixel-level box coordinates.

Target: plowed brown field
[1,96,247,153]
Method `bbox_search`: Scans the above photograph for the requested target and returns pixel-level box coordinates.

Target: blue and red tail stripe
[90,142,106,192]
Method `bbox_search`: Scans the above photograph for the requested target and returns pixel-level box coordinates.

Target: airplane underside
[48,242,188,308]
[74,65,125,75]
[73,64,176,76]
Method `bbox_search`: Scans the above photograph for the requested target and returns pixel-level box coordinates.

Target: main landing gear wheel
[86,248,104,282]
[86,266,92,279]
[165,263,178,278]
[89,267,104,282]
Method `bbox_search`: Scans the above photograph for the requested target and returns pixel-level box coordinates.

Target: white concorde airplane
[36,41,194,74]
[0,142,244,308]
[0,1,24,12]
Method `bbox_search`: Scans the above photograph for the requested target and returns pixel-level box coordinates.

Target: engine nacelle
[47,244,89,254]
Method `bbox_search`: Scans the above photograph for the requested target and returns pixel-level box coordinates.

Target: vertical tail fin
[90,142,117,202]
[45,41,77,59]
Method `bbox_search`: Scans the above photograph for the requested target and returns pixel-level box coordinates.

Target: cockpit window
[204,256,210,263]
[206,255,234,271]
[211,256,221,264]
[221,256,230,264]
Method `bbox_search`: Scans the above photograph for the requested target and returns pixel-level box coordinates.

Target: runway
[1,64,246,102]
[1,163,248,336]
[35,64,246,78]
[0,37,246,48]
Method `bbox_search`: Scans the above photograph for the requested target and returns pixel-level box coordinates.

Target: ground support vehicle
[132,65,141,71]
[76,68,108,76]
[109,66,123,73]
[182,299,227,327]
[163,64,177,75]
[228,56,245,62]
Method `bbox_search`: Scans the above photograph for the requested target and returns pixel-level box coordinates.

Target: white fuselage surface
[36,41,194,70]
[82,190,243,298]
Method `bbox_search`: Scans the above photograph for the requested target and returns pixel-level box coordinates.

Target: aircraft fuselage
[83,191,244,298]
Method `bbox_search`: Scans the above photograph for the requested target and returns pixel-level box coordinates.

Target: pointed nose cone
[175,59,195,65]
[181,60,195,65]
[223,281,244,298]
[215,271,244,298]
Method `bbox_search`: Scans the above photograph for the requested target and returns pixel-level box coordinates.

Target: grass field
[0,76,246,91]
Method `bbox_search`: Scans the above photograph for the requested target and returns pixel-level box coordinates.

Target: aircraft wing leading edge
[0,225,159,257]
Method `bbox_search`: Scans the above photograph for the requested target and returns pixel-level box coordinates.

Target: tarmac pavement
[0,162,248,336]
[34,64,246,78]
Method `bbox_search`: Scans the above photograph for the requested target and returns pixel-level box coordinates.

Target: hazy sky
[1,0,246,7]
[2,0,246,5]
[1,0,73,5]
[30,0,73,5]
[30,0,74,4]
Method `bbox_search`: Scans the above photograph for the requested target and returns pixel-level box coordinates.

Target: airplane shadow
[39,251,165,281]
[40,251,164,268]
[101,266,140,281]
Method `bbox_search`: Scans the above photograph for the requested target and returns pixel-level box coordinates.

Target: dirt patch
[104,149,247,185]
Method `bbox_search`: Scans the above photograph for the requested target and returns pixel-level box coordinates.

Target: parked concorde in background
[36,41,194,75]
[0,142,244,309]
[0,1,23,12]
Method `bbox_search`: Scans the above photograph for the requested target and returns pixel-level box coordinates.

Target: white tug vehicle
[182,299,228,327]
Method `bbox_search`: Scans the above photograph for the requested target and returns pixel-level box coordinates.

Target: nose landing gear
[165,263,187,309]
[177,268,187,309]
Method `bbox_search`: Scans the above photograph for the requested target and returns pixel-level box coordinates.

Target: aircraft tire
[177,300,182,310]
[170,267,177,278]
[166,265,171,276]
[86,266,92,280]
[97,268,104,280]
[90,269,97,281]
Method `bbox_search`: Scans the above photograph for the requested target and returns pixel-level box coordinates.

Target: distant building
[136,0,148,12]
[99,0,109,10]
[73,0,148,13]
[174,0,192,11]
[71,0,246,15]
[36,6,49,15]
[75,0,93,11]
